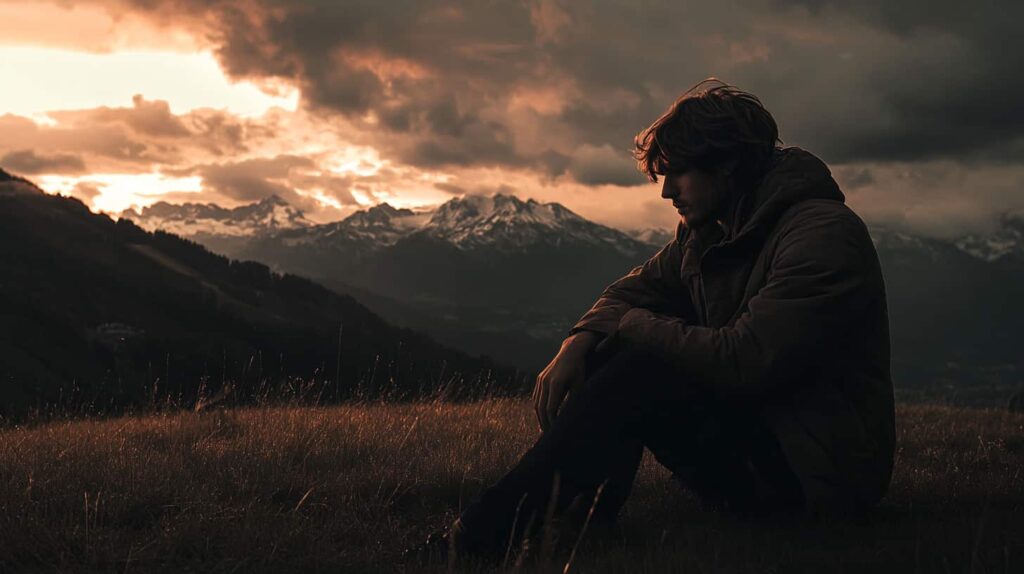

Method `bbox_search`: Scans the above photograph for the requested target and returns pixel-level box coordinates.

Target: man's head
[634,79,781,227]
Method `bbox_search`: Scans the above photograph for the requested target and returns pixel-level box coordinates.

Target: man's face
[660,168,730,228]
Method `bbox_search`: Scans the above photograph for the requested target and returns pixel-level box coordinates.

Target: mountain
[865,224,1024,401]
[229,194,655,370]
[126,192,1024,403]
[121,195,312,258]
[627,227,676,247]
[0,169,519,418]
[953,212,1024,264]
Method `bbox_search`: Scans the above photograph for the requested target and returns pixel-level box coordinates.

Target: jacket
[571,146,896,510]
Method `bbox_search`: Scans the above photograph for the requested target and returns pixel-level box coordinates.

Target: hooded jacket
[571,146,896,510]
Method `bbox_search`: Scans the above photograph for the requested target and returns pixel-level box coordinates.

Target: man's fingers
[534,378,548,430]
[544,384,565,431]
[539,386,550,430]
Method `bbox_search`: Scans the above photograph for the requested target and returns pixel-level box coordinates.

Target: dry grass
[1,401,1022,573]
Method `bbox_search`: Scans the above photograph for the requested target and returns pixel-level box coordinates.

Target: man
[409,79,895,564]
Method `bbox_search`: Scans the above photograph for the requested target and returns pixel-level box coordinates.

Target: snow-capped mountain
[229,194,661,369]
[121,195,311,238]
[954,212,1024,263]
[628,227,676,247]
[115,191,1024,387]
[121,195,312,257]
[277,194,650,257]
[417,194,646,254]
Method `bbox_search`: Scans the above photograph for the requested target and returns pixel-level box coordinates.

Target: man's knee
[583,346,694,403]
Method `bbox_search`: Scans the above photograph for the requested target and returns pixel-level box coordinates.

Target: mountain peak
[343,202,418,228]
[953,211,1024,263]
[256,194,289,207]
[121,196,311,250]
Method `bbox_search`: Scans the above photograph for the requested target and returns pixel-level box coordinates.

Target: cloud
[70,182,102,202]
[0,97,271,175]
[13,0,1024,235]
[174,155,314,202]
[171,154,362,214]
[0,149,87,174]
[80,0,1018,171]
[835,160,1024,239]
[567,144,644,187]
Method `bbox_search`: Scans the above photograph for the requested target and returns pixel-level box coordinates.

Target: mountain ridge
[122,192,1024,264]
[0,173,520,417]
[68,186,1024,395]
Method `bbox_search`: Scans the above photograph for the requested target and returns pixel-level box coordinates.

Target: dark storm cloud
[0,149,87,174]
[567,144,645,187]
[92,0,1024,174]
[46,0,1023,234]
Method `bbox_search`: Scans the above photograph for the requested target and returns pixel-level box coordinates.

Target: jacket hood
[677,146,844,249]
[734,146,844,241]
[677,147,843,275]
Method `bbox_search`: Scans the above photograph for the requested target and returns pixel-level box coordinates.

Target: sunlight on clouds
[349,190,375,207]
[38,173,203,214]
[0,47,299,117]
[321,148,386,178]
[0,1,202,53]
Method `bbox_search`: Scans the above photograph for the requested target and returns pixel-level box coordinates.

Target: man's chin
[679,213,703,227]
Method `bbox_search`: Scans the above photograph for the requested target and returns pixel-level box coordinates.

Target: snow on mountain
[279,193,650,256]
[116,187,1024,266]
[868,215,1024,265]
[417,194,645,254]
[953,212,1024,263]
[121,195,312,238]
[628,227,676,247]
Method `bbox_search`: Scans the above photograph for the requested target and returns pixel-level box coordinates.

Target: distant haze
[1,1,1023,237]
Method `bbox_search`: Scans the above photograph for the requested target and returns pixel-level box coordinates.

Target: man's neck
[715,190,748,239]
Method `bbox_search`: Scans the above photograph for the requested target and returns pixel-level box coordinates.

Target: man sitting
[409,79,895,564]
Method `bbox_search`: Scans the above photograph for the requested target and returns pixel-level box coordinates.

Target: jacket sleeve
[616,207,880,399]
[569,233,688,336]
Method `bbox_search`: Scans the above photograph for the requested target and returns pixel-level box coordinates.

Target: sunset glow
[0,47,299,117]
[38,173,204,214]
[0,0,1021,236]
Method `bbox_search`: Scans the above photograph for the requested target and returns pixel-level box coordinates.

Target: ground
[1,401,1022,573]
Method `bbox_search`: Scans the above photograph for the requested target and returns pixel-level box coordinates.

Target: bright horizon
[2,1,1022,238]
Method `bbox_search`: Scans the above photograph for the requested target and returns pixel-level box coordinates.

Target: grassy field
[1,400,1022,573]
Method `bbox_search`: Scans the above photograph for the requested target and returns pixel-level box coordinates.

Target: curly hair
[634,78,782,184]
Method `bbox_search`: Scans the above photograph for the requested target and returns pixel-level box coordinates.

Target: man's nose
[661,179,677,200]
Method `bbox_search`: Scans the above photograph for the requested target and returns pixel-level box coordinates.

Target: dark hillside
[0,170,522,417]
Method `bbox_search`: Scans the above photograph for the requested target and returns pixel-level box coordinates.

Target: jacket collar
[678,147,843,275]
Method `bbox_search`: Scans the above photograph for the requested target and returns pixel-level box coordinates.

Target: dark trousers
[457,347,805,552]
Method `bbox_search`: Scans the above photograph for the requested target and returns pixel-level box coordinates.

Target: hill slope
[0,169,519,417]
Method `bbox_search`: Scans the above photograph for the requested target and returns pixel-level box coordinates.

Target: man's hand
[532,331,602,431]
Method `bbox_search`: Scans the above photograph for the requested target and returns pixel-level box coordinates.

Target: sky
[2,0,1022,237]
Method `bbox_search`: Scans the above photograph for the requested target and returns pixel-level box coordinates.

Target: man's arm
[569,230,688,338]
[615,205,882,400]
[534,230,688,429]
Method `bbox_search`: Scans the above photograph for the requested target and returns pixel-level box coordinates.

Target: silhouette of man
[409,79,895,564]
